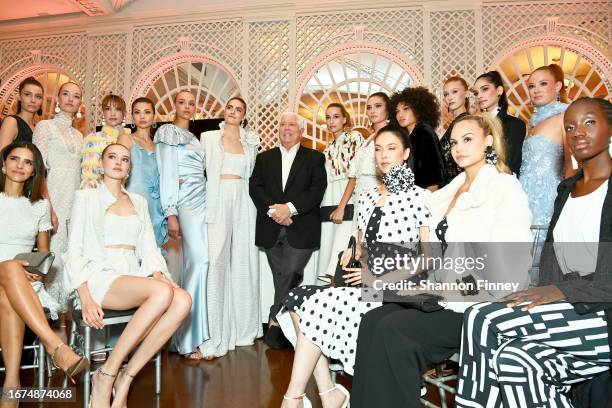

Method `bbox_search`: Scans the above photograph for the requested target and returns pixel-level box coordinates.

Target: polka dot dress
[294,208,409,375]
[284,189,429,375]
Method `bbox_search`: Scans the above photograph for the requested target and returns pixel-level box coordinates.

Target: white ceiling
[0,0,138,21]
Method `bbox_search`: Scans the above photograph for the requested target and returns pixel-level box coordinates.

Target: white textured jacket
[425,164,533,242]
[424,164,533,306]
[62,183,170,293]
[202,122,259,223]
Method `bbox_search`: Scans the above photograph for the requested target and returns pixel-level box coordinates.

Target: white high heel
[319,383,350,408]
[283,393,312,408]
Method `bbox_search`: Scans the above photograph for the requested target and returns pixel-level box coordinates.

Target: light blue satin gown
[519,102,568,227]
[155,124,209,354]
[126,140,168,248]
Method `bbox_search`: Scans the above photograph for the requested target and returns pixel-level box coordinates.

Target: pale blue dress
[519,102,568,227]
[155,124,209,354]
[126,140,168,248]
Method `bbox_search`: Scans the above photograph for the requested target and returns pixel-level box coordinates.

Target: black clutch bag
[13,251,55,275]
[384,292,446,313]
[320,204,354,222]
[333,236,361,287]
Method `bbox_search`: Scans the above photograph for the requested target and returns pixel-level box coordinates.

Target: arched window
[130,55,241,122]
[0,66,75,120]
[295,46,422,149]
[492,38,611,123]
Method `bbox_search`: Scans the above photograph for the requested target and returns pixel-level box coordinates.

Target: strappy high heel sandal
[319,384,350,408]
[283,393,312,408]
[50,342,89,384]
[112,369,135,408]
[89,368,116,408]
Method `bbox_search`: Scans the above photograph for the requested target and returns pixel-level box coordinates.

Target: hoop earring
[54,102,60,114]
[152,122,157,129]
[130,123,136,129]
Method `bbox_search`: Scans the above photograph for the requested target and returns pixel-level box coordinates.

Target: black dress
[497,110,526,176]
[9,115,34,143]
[409,122,447,189]
[440,113,468,184]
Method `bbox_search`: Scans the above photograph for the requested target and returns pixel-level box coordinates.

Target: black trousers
[264,228,314,323]
[351,303,464,408]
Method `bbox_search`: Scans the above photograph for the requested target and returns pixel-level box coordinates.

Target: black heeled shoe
[50,342,89,384]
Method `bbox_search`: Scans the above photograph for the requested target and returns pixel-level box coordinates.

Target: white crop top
[104,213,142,246]
[220,152,246,176]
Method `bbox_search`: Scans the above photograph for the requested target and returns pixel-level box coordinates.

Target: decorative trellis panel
[295,8,424,79]
[0,33,87,117]
[429,9,478,127]
[130,20,244,88]
[482,1,611,68]
[429,10,478,94]
[247,21,291,151]
[0,1,609,141]
[87,33,128,130]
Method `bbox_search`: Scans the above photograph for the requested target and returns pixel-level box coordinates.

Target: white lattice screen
[87,34,128,129]
[0,1,609,146]
[247,21,291,151]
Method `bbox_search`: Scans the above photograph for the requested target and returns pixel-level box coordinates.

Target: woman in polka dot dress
[280,125,431,408]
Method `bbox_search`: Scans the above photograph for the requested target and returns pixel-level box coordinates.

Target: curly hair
[390,87,441,130]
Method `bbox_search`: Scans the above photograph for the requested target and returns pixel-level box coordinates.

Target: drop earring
[485,145,498,165]
[54,102,61,114]
[76,105,83,119]
[1,167,6,174]
[556,91,561,102]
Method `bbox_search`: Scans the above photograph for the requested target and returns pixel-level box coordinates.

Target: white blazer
[63,183,170,293]
[202,121,259,223]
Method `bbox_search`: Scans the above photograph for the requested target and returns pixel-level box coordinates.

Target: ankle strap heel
[283,393,312,408]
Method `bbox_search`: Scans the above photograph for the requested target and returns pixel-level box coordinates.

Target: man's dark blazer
[249,144,327,250]
[498,111,526,176]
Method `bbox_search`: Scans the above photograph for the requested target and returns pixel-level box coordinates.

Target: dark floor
[14,339,455,408]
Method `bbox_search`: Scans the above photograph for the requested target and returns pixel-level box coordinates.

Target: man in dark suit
[249,112,327,348]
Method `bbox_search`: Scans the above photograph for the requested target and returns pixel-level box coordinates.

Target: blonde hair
[453,113,511,174]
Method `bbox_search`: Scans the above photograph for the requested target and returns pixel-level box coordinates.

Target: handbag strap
[348,235,357,260]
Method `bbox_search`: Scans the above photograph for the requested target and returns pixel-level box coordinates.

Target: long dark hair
[0,141,45,203]
[475,71,508,114]
[16,77,44,116]
[374,124,414,182]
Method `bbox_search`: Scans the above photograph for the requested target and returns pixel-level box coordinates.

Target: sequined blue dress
[125,140,168,248]
[155,124,209,354]
[519,102,568,227]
